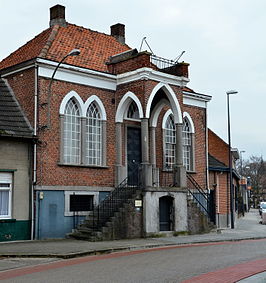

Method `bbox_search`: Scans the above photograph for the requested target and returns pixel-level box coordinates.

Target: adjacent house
[0,78,34,241]
[0,5,213,240]
[208,129,240,228]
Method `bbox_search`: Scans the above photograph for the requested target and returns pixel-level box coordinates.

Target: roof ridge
[66,23,131,49]
[0,28,50,66]
[38,25,60,58]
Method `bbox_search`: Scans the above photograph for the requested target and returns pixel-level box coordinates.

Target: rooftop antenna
[174,51,185,63]
[139,37,154,55]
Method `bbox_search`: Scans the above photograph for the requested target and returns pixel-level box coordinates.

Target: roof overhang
[183,90,212,109]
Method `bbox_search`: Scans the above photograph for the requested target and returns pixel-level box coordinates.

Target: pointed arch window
[182,117,193,171]
[127,101,140,120]
[60,93,106,167]
[63,99,81,164]
[86,102,102,166]
[164,114,176,169]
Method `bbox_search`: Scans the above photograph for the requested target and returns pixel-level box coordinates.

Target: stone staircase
[186,173,216,234]
[69,174,143,241]
[187,199,215,234]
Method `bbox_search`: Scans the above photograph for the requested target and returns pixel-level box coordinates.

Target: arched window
[127,101,140,120]
[60,93,106,167]
[63,99,81,164]
[165,114,176,169]
[86,102,102,165]
[182,117,192,171]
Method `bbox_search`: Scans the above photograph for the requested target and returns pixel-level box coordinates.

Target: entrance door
[127,127,141,186]
[159,196,174,231]
[208,190,216,224]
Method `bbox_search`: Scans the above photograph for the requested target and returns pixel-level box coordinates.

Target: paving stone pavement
[0,208,265,259]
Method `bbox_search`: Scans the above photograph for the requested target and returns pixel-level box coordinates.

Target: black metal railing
[92,166,141,231]
[151,55,176,70]
[187,173,210,218]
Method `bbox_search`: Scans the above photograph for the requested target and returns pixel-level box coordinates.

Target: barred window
[182,118,192,171]
[63,99,81,164]
[86,102,102,166]
[165,114,176,169]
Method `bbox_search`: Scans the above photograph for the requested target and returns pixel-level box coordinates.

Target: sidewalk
[0,209,265,259]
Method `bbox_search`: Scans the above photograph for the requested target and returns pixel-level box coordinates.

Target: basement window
[70,195,93,212]
[64,191,99,216]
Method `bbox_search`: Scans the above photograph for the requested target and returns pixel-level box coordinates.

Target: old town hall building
[0,5,213,240]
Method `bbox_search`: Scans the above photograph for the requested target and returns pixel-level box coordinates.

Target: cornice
[117,67,190,87]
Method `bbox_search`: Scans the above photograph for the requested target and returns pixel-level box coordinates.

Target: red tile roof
[0,23,131,73]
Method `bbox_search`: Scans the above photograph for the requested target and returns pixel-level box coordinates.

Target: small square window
[70,195,93,212]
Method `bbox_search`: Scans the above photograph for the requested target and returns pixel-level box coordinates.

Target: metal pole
[227,93,234,228]
[46,49,80,129]
[227,90,238,228]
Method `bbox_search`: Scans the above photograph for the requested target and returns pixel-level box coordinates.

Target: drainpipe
[31,63,38,240]
[205,106,209,191]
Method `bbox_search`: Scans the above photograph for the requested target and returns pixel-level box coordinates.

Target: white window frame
[125,101,141,122]
[0,172,12,219]
[63,98,81,164]
[64,191,99,216]
[164,114,176,170]
[60,92,107,167]
[85,102,102,166]
[182,112,195,172]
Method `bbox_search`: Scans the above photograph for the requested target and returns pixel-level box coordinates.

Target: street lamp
[46,48,80,129]
[227,90,238,229]
[240,150,245,176]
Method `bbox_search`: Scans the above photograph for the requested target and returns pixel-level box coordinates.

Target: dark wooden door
[127,127,141,186]
[159,196,174,231]
[209,190,216,224]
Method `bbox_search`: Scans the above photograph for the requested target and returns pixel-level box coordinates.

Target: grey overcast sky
[1,0,265,160]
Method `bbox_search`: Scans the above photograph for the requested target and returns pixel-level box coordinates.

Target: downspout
[205,103,209,191]
[31,63,38,240]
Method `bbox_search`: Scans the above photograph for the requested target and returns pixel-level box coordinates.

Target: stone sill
[145,186,187,193]
[58,163,109,169]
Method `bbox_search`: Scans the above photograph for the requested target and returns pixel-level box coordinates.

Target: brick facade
[0,5,212,239]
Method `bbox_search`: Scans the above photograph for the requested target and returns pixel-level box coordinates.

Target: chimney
[111,23,125,44]
[49,5,67,27]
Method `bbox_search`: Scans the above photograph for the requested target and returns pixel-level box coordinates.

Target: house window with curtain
[86,102,102,166]
[164,114,176,169]
[182,117,192,171]
[63,98,81,164]
[0,173,12,219]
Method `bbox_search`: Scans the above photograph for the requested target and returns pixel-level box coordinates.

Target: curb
[1,236,266,259]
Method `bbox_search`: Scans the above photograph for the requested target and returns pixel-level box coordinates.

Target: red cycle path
[1,239,266,281]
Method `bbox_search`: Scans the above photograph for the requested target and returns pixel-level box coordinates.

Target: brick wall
[37,77,116,187]
[4,64,208,191]
[5,68,35,127]
[184,104,207,188]
[209,171,229,215]
[208,129,229,166]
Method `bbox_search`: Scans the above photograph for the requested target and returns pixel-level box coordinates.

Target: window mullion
[81,117,87,165]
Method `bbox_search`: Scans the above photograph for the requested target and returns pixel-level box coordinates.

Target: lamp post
[227,90,238,229]
[46,48,80,129]
[240,150,245,176]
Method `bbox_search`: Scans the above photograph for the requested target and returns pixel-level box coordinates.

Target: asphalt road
[1,239,266,283]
